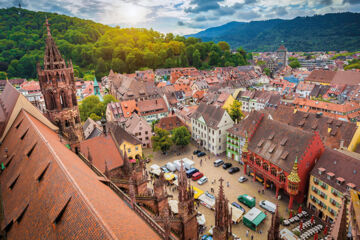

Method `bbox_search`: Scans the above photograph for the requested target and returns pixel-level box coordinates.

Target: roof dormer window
[318,168,325,175]
[326,172,335,180]
[336,177,345,185]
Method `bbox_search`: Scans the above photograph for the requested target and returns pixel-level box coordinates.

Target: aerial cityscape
[0,1,360,240]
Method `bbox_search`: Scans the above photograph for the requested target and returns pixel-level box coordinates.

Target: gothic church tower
[37,19,83,146]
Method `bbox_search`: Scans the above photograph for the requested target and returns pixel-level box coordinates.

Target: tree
[289,59,300,69]
[192,49,201,69]
[152,127,173,154]
[227,100,244,122]
[172,126,191,148]
[217,41,230,52]
[263,67,271,76]
[79,95,104,121]
[89,113,101,121]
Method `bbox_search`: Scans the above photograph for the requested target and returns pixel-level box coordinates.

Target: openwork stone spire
[268,204,280,240]
[43,18,66,70]
[213,178,232,240]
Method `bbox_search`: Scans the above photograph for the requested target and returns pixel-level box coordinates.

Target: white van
[166,162,176,172]
[214,159,224,167]
[182,158,195,170]
[259,200,276,213]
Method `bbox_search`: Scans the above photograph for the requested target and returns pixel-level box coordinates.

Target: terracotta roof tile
[80,134,123,172]
[0,110,161,240]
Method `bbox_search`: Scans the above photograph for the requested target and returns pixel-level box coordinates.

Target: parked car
[228,167,240,174]
[238,176,248,183]
[213,159,224,167]
[237,194,256,208]
[222,163,232,169]
[259,200,277,213]
[231,202,246,213]
[186,168,199,178]
[197,152,206,157]
[193,150,201,155]
[160,165,170,173]
[197,176,208,185]
[192,172,204,181]
[205,191,215,200]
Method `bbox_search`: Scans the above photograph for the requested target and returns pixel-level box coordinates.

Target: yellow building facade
[119,140,142,160]
[307,175,343,223]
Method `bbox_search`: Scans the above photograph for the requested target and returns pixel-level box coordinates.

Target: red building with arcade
[241,115,324,209]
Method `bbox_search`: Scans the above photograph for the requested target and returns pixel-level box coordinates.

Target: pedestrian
[246,230,249,237]
[262,189,264,194]
[200,159,202,166]
[214,179,216,184]
[258,189,260,194]
[191,155,193,160]
[227,181,229,188]
[259,230,262,234]
[251,235,253,240]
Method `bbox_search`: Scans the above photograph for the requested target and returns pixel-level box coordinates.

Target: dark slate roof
[309,85,331,98]
[87,127,103,139]
[107,122,142,146]
[248,117,315,173]
[191,103,227,129]
[227,111,264,138]
[265,105,357,149]
[311,148,360,192]
[306,70,336,84]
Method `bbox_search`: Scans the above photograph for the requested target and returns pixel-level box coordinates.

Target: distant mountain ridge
[186,12,360,52]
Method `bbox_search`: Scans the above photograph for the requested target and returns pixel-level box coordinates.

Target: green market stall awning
[243,207,266,230]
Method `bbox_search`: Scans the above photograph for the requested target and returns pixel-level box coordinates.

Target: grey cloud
[195,15,207,21]
[272,6,288,16]
[320,0,333,6]
[217,6,236,16]
[185,0,224,13]
[177,21,185,26]
[237,10,261,20]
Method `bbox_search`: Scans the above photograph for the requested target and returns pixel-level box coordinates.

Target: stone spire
[268,205,280,240]
[328,194,350,240]
[43,18,66,70]
[213,178,232,240]
[177,160,198,240]
[287,157,301,209]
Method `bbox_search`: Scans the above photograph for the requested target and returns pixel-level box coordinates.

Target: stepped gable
[248,117,314,173]
[0,109,161,240]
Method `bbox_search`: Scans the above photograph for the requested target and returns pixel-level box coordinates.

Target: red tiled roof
[0,110,161,239]
[155,115,186,131]
[20,80,40,91]
[137,98,168,115]
[120,100,139,118]
[80,134,123,172]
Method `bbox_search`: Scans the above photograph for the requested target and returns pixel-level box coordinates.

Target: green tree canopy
[171,126,191,147]
[289,59,301,69]
[152,127,173,154]
[227,100,244,122]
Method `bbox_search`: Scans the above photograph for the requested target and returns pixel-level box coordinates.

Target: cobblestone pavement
[144,142,292,240]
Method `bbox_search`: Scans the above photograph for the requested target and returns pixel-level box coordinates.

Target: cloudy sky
[1,0,360,35]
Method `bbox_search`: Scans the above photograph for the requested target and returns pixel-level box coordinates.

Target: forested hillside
[0,7,248,80]
[187,12,360,52]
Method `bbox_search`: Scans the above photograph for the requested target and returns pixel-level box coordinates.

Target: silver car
[197,176,208,185]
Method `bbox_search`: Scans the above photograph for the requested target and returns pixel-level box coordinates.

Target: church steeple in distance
[37,18,84,150]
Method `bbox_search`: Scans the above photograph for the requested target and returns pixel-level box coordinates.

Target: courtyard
[144,142,294,240]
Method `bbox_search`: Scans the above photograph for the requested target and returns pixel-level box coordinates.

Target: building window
[145,131,148,134]
[135,146,139,151]
[128,148,131,153]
